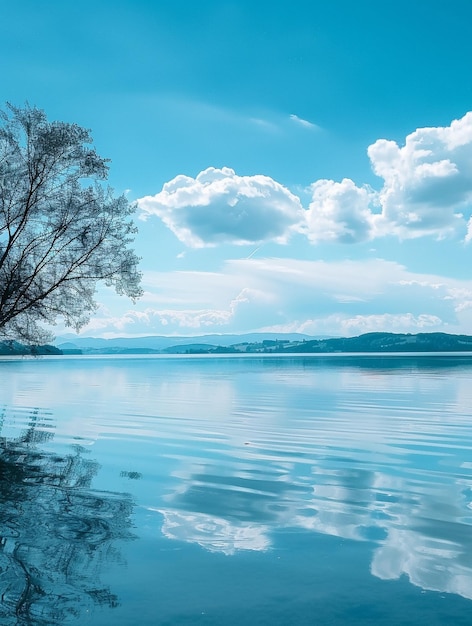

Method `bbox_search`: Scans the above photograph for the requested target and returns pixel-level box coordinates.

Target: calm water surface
[1,354,472,625]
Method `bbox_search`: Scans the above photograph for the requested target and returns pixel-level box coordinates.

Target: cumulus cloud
[305,178,376,243]
[138,167,304,247]
[369,111,472,238]
[137,112,472,247]
[304,112,472,243]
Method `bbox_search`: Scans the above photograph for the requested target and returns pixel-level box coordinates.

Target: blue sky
[3,0,472,337]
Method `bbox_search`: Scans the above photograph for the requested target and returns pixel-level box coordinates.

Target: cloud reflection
[156,459,472,598]
[153,508,270,555]
[150,365,472,600]
[372,528,472,599]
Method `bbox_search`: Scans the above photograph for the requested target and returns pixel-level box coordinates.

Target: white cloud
[465,217,472,243]
[137,112,472,248]
[305,178,376,243]
[304,112,472,243]
[83,307,233,335]
[78,280,276,336]
[72,258,472,338]
[138,167,304,247]
[332,312,442,334]
[369,111,472,238]
[260,313,443,336]
[289,113,319,130]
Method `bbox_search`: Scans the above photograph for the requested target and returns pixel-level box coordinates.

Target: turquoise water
[1,354,472,625]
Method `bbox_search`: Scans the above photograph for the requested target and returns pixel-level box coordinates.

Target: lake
[1,354,472,625]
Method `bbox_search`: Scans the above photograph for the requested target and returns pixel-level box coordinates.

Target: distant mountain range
[279,332,472,353]
[3,331,472,356]
[54,331,472,355]
[54,332,317,354]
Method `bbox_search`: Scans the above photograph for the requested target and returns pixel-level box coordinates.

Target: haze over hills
[55,333,318,353]
[4,332,472,356]
[51,331,472,355]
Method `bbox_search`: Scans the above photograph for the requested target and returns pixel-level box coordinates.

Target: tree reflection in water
[0,410,135,625]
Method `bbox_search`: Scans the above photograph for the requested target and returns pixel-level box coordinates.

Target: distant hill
[55,332,318,354]
[10,331,472,356]
[279,332,472,353]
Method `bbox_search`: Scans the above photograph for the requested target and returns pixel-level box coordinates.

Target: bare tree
[0,103,142,344]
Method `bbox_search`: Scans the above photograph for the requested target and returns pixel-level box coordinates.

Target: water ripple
[2,355,472,606]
